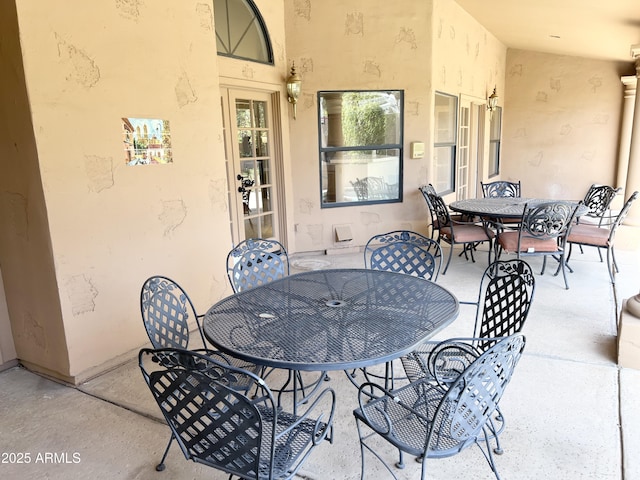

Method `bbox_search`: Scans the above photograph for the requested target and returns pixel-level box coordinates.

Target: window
[319,90,403,207]
[488,106,502,177]
[214,0,273,64]
[433,92,457,194]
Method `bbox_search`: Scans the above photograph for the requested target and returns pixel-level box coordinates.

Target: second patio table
[203,268,459,372]
[450,197,588,219]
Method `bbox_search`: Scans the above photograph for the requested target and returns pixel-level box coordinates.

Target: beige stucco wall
[284,0,506,251]
[0,0,68,377]
[2,0,240,382]
[502,49,632,202]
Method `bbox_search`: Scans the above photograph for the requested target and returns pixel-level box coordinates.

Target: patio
[1,239,640,479]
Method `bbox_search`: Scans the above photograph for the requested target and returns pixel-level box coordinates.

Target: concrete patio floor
[1,238,639,479]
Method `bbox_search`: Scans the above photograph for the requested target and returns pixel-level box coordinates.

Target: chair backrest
[481,180,521,198]
[226,238,289,293]
[608,191,639,240]
[426,192,452,230]
[472,260,535,350]
[427,334,526,456]
[519,201,578,243]
[138,348,272,479]
[581,184,619,222]
[140,276,205,349]
[364,230,443,281]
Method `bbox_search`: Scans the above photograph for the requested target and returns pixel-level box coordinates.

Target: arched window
[214,0,273,64]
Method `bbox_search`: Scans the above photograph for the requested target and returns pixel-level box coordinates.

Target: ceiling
[454,0,640,63]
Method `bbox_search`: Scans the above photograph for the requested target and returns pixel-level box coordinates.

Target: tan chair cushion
[498,231,559,253]
[567,224,610,247]
[440,224,494,243]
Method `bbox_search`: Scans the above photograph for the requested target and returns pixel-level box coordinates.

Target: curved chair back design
[140,275,206,350]
[496,201,579,289]
[139,348,336,480]
[427,192,494,274]
[567,190,638,284]
[364,230,442,281]
[354,334,526,480]
[579,184,619,225]
[418,184,440,240]
[226,238,289,293]
[481,180,521,198]
[401,259,535,382]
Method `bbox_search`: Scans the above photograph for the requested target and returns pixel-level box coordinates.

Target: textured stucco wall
[0,0,69,377]
[7,0,235,381]
[284,0,506,251]
[502,49,631,201]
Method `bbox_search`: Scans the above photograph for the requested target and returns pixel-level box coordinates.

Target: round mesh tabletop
[204,269,459,371]
[450,197,587,218]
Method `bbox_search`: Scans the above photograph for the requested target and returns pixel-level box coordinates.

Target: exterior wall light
[286,63,302,119]
[487,86,499,112]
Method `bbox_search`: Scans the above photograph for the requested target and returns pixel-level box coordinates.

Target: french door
[221,88,284,245]
[456,96,484,200]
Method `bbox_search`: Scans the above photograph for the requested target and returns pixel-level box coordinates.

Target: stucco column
[625,46,640,225]
[616,76,636,207]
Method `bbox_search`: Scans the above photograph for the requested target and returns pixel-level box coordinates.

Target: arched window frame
[214,0,274,65]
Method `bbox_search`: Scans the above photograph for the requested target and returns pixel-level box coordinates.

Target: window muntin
[214,0,273,64]
[433,92,457,194]
[319,90,403,207]
[488,106,502,177]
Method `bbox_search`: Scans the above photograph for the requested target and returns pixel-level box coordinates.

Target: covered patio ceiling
[455,0,640,62]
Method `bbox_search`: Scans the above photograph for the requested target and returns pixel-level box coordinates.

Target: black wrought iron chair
[481,180,521,198]
[428,191,494,274]
[226,238,324,401]
[418,184,465,240]
[495,201,580,289]
[481,181,523,228]
[357,230,443,389]
[140,275,207,350]
[401,259,535,454]
[577,183,619,226]
[364,230,442,281]
[401,259,534,383]
[226,238,289,293]
[139,348,336,479]
[140,275,262,471]
[566,190,638,284]
[354,334,526,480]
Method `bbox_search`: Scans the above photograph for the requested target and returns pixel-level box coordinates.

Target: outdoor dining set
[136,181,636,480]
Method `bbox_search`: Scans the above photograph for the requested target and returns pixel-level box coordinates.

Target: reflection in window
[488,106,502,177]
[433,92,457,194]
[214,0,273,64]
[319,91,403,207]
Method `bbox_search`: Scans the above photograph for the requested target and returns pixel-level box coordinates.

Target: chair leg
[442,242,454,274]
[607,247,616,284]
[156,434,174,471]
[560,256,570,289]
[540,256,547,275]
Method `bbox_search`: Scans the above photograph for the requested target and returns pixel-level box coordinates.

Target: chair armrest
[426,337,484,388]
[275,386,337,446]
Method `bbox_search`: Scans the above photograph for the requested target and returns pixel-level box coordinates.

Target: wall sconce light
[487,86,499,112]
[286,63,302,119]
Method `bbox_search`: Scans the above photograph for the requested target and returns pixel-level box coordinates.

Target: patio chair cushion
[498,230,559,253]
[566,224,610,247]
[439,224,494,243]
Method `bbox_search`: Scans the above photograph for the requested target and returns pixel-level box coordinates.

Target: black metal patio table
[450,197,588,219]
[203,268,458,385]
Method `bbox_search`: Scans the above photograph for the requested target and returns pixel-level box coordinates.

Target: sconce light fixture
[286,63,302,119]
[487,86,499,112]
